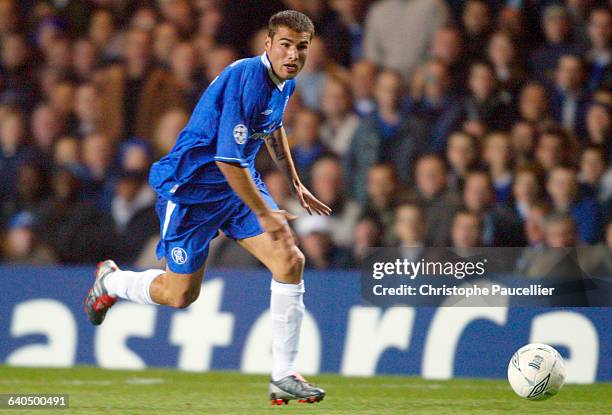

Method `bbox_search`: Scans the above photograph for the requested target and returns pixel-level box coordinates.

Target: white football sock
[270,279,305,381]
[104,269,164,305]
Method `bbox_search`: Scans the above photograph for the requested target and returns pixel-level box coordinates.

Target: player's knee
[272,247,305,282]
[168,286,200,309]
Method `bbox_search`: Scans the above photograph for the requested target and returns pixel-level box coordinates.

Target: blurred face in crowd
[394,204,425,246]
[367,165,397,209]
[263,170,290,206]
[153,108,188,156]
[469,63,497,101]
[53,136,80,166]
[422,60,451,101]
[311,158,343,206]
[31,105,62,151]
[431,27,463,66]
[46,37,72,72]
[580,148,606,185]
[535,133,564,171]
[1,33,28,70]
[0,110,25,151]
[49,82,75,117]
[487,32,515,69]
[300,230,333,268]
[374,71,403,112]
[171,42,199,81]
[512,169,540,205]
[321,78,352,119]
[0,0,19,35]
[525,206,547,246]
[510,121,536,158]
[72,38,98,79]
[6,226,36,259]
[588,9,612,50]
[74,83,100,122]
[586,104,611,144]
[302,37,326,72]
[154,22,179,65]
[89,9,115,48]
[556,55,584,92]
[484,133,512,171]
[351,60,377,100]
[545,217,577,247]
[543,11,571,44]
[161,0,194,33]
[122,144,151,172]
[16,163,46,201]
[415,156,447,199]
[354,217,382,254]
[446,132,476,174]
[124,29,153,66]
[464,173,494,213]
[130,7,157,31]
[463,0,491,36]
[451,212,481,248]
[519,84,549,122]
[546,167,578,208]
[82,133,113,175]
[206,46,238,81]
[198,6,222,37]
[293,110,320,146]
[265,26,311,81]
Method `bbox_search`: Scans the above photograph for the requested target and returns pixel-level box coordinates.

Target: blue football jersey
[149,53,295,203]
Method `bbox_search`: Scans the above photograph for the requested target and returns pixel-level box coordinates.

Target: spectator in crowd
[81,132,114,207]
[72,82,103,138]
[72,37,99,82]
[510,164,544,222]
[546,164,602,243]
[319,75,359,156]
[345,70,427,200]
[96,28,188,142]
[584,101,611,157]
[0,32,37,111]
[534,126,575,172]
[530,4,583,83]
[585,7,611,91]
[52,135,80,167]
[351,214,383,264]
[204,45,239,85]
[462,170,524,246]
[487,30,527,103]
[0,107,35,200]
[30,103,64,159]
[510,120,538,163]
[295,215,351,269]
[152,108,189,158]
[411,154,460,246]
[429,26,466,93]
[1,160,49,228]
[579,145,609,202]
[170,41,203,110]
[1,211,56,264]
[361,162,403,245]
[518,82,552,124]
[393,202,427,248]
[154,22,179,68]
[364,0,450,80]
[551,54,589,135]
[483,132,514,204]
[289,109,328,184]
[263,169,295,213]
[524,203,551,249]
[450,209,482,249]
[349,59,377,117]
[461,0,493,62]
[0,0,20,37]
[307,155,361,248]
[88,8,123,62]
[318,0,366,67]
[445,131,480,190]
[404,59,462,153]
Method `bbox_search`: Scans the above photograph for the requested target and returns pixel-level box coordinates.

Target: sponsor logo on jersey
[233,124,248,144]
[171,247,188,265]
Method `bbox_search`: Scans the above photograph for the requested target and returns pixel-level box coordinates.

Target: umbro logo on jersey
[260,109,273,115]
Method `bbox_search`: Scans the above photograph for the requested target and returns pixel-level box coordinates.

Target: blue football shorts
[155,187,278,274]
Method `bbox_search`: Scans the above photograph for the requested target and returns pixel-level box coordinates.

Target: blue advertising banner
[0,266,609,383]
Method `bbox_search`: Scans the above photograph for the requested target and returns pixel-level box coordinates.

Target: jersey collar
[260,52,285,92]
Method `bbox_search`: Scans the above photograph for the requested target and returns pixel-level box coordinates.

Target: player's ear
[265,35,272,51]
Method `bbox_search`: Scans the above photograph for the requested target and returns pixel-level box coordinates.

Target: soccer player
[84,10,330,404]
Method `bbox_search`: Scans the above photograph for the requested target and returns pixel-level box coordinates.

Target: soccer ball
[507,343,566,400]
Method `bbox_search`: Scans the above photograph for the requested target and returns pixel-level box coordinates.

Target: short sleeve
[214,69,253,167]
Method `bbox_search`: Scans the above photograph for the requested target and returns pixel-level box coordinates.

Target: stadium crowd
[0,0,611,272]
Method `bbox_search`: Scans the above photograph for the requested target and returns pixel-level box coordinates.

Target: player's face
[265,26,310,80]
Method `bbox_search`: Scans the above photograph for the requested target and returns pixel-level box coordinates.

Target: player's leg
[238,231,325,404]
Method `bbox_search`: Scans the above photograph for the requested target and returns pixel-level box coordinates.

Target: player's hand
[292,180,332,216]
[258,210,297,242]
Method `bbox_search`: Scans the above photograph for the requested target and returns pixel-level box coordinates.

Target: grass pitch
[0,366,609,414]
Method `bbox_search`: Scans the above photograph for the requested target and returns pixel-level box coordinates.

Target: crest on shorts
[233,124,248,144]
[171,247,188,265]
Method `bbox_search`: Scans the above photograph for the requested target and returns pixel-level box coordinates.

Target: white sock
[270,279,305,381]
[104,269,164,305]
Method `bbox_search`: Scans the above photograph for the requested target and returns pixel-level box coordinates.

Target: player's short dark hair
[268,10,315,39]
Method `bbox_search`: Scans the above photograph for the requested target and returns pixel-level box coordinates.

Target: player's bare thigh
[149,265,205,308]
[238,229,305,284]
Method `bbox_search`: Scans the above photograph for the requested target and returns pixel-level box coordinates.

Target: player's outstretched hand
[258,210,297,243]
[292,181,332,216]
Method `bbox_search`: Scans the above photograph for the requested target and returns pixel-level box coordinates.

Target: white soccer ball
[507,343,566,400]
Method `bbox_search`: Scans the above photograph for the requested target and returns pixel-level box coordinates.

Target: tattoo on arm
[266,135,286,161]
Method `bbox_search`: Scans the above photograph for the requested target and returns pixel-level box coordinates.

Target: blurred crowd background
[0,0,611,272]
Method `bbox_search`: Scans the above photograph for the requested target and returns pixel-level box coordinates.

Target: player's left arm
[265,126,331,216]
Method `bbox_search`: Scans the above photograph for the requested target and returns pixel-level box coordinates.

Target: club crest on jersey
[171,247,188,265]
[233,124,248,144]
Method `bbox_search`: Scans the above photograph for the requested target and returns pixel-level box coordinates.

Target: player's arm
[265,127,331,216]
[216,160,295,241]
